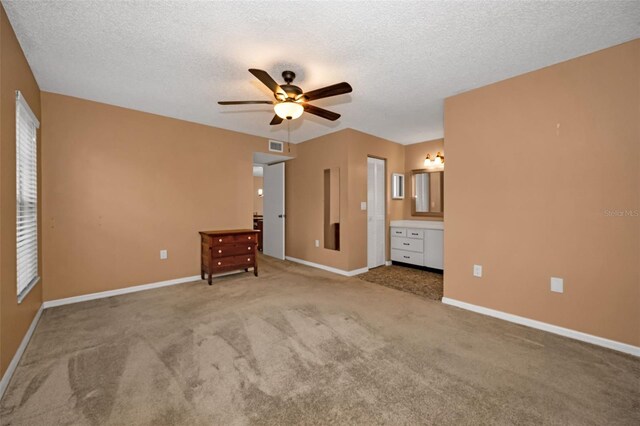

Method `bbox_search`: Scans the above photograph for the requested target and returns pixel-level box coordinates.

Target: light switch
[315,240,320,248]
[473,264,482,277]
[551,277,564,293]
[360,202,367,211]
[160,250,168,260]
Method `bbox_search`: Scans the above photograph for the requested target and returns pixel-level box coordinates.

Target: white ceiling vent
[268,140,284,153]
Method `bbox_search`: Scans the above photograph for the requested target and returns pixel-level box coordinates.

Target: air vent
[269,140,284,153]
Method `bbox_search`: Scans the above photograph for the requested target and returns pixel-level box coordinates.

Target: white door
[263,162,285,259]
[367,157,385,268]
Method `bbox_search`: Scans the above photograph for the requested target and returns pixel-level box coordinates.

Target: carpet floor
[357,264,443,301]
[1,255,638,425]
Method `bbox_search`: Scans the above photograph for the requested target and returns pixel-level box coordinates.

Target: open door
[263,162,285,259]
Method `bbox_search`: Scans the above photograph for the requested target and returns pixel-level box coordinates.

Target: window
[16,91,40,302]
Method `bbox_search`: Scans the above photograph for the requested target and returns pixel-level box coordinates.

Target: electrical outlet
[160,250,168,260]
[360,202,367,211]
[315,240,320,248]
[551,277,564,293]
[473,264,482,277]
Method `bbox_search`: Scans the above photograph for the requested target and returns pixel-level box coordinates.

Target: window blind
[16,91,40,302]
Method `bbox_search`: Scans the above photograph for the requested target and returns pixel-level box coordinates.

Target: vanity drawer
[406,229,424,239]
[391,227,407,237]
[391,237,423,253]
[391,249,424,265]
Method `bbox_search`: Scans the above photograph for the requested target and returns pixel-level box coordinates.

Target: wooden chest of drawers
[200,229,260,284]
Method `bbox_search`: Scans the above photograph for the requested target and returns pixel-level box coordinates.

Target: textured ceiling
[3,1,639,144]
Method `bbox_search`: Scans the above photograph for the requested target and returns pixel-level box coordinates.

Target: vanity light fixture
[435,152,444,165]
[424,152,445,167]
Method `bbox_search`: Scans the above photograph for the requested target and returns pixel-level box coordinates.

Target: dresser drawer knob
[247,247,251,250]
[404,256,410,259]
[217,261,222,265]
[247,258,251,261]
[218,249,222,253]
[248,236,252,240]
[403,243,410,246]
[218,238,222,242]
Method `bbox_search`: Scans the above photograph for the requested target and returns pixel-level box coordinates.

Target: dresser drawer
[391,249,424,266]
[211,254,255,269]
[391,237,423,253]
[211,233,257,246]
[391,227,406,237]
[211,244,255,258]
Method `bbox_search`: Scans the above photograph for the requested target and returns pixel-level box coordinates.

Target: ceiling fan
[218,69,352,125]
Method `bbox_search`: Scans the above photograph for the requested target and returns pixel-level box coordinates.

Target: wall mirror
[324,167,340,250]
[412,170,444,217]
[392,173,405,199]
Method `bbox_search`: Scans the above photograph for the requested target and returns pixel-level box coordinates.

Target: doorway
[263,162,285,259]
[367,157,386,269]
[253,152,292,260]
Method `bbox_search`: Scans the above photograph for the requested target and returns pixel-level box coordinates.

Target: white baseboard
[286,256,368,277]
[442,297,640,357]
[0,304,44,400]
[43,274,202,309]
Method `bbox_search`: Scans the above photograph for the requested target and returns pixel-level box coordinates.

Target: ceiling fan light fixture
[219,69,351,125]
[274,101,304,120]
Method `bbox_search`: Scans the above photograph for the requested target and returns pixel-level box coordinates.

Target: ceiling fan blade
[218,100,273,105]
[303,104,341,121]
[249,69,285,97]
[270,114,284,125]
[301,82,352,101]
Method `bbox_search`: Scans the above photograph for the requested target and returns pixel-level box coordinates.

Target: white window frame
[16,91,40,303]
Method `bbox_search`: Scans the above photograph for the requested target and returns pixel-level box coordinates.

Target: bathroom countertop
[390,220,444,230]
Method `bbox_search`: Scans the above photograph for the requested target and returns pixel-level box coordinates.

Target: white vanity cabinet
[424,229,444,269]
[390,221,444,270]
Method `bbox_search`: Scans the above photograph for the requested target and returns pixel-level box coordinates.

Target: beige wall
[444,40,639,346]
[286,128,405,271]
[253,176,263,216]
[0,5,43,377]
[286,130,350,270]
[41,92,295,301]
[403,139,445,220]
